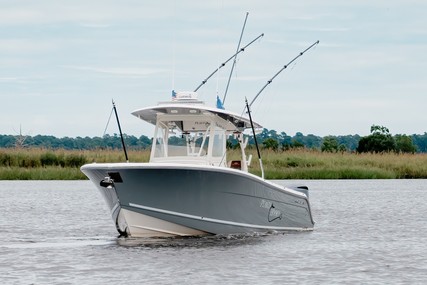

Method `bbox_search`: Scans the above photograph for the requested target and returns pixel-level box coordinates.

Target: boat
[82,32,318,237]
[81,90,315,237]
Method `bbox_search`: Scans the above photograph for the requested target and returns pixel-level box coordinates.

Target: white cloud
[0,39,57,54]
[0,0,426,137]
[0,8,44,25]
[78,23,112,29]
[61,65,169,77]
[0,2,174,26]
[0,77,20,82]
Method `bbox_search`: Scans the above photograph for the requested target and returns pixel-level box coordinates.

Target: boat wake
[2,236,116,249]
[116,230,305,248]
[2,231,311,250]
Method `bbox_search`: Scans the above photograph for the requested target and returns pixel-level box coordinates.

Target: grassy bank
[1,148,427,180]
[0,148,149,180]
[246,149,427,179]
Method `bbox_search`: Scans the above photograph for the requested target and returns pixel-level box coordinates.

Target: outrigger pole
[249,40,319,107]
[194,33,264,92]
[223,12,249,105]
[245,97,264,179]
[112,100,129,162]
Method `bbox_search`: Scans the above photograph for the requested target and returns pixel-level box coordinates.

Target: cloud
[0,39,58,54]
[61,65,169,78]
[1,0,426,138]
[0,8,44,25]
[299,27,350,33]
[78,23,112,29]
[0,77,20,82]
[0,2,174,26]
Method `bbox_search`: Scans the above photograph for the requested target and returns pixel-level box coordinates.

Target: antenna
[194,33,264,92]
[223,12,249,105]
[171,0,177,91]
[112,100,129,162]
[249,40,319,107]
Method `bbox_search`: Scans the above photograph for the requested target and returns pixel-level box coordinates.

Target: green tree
[291,139,304,149]
[336,135,360,151]
[357,124,396,153]
[338,144,347,152]
[263,138,279,151]
[412,133,427,153]
[321,136,339,152]
[279,132,292,147]
[395,134,416,153]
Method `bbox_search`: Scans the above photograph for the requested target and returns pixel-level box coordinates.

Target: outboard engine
[290,185,309,198]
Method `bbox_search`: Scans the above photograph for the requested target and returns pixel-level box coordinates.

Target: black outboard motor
[289,185,309,198]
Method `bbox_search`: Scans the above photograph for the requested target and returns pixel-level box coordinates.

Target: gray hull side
[82,164,314,235]
[81,167,123,231]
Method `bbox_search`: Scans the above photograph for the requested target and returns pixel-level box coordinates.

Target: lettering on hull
[260,199,283,223]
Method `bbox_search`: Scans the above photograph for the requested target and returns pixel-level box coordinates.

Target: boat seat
[230,160,241,170]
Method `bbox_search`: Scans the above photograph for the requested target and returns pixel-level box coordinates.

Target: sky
[1,0,426,138]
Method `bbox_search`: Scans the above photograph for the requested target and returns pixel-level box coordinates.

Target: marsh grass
[246,149,427,179]
[0,148,149,180]
[0,167,86,180]
[1,147,427,180]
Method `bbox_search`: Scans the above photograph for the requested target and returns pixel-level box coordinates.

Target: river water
[1,180,426,284]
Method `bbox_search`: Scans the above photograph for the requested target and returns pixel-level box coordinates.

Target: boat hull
[81,163,314,237]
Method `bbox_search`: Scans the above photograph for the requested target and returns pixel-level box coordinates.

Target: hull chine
[129,202,313,234]
[121,208,209,238]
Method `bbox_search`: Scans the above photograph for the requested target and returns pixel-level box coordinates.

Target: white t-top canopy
[132,100,262,132]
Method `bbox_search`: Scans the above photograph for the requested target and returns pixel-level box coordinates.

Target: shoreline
[1,148,427,180]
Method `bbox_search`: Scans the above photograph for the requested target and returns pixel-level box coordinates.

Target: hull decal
[129,203,312,231]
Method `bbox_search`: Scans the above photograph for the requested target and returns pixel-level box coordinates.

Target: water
[1,180,426,284]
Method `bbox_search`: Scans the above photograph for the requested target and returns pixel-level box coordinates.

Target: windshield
[150,118,227,166]
[152,121,209,158]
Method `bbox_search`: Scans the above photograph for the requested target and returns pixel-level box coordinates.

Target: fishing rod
[222,12,249,105]
[112,100,129,162]
[249,40,319,107]
[245,97,264,179]
[194,33,264,92]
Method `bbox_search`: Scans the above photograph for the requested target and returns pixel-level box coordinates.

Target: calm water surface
[1,180,426,284]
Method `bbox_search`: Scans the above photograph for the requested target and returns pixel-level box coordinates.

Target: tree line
[1,125,426,153]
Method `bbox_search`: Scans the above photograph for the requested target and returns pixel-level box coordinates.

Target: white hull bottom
[120,209,208,238]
